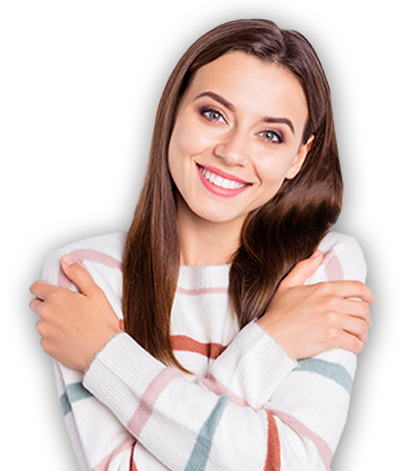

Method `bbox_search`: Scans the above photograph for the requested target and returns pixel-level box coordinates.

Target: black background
[21,5,387,471]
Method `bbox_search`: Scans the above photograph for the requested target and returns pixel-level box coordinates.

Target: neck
[176,195,244,267]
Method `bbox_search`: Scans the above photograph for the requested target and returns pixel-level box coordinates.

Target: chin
[191,205,247,227]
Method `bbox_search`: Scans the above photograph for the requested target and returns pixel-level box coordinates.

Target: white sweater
[42,231,367,471]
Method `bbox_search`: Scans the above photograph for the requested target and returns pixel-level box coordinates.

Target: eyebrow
[195,91,295,134]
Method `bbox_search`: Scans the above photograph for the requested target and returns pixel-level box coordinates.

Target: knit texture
[42,231,367,471]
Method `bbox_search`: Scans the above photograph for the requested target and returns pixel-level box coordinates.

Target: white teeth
[200,166,247,190]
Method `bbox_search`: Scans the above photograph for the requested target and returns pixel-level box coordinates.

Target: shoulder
[306,231,367,284]
[42,232,127,285]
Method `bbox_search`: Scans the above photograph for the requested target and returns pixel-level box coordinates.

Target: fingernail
[311,250,321,259]
[63,254,75,266]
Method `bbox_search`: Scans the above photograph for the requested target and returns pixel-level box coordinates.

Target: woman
[30,19,373,470]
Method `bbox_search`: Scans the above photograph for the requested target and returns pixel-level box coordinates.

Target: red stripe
[264,411,281,471]
[268,409,332,470]
[129,442,138,471]
[171,335,227,360]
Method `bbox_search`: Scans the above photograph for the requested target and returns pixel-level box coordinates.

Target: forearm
[83,332,349,471]
[201,321,297,409]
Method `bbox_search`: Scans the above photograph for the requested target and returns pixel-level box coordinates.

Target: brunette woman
[30,19,373,470]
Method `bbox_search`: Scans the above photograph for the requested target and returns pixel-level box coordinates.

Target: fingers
[280,250,323,288]
[318,280,375,305]
[30,254,96,301]
[344,298,372,326]
[323,299,370,353]
[30,280,57,301]
[339,331,365,355]
[342,315,369,343]
[60,255,97,295]
[29,297,43,316]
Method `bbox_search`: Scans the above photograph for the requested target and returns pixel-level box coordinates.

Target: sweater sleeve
[205,232,366,409]
[82,232,368,470]
[41,234,137,471]
[45,232,367,470]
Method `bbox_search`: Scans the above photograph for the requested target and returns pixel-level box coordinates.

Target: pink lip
[198,163,249,184]
[196,164,250,198]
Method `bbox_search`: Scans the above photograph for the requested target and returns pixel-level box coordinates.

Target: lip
[196,163,251,198]
[198,163,249,184]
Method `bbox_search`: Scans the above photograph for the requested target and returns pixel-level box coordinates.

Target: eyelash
[200,107,226,123]
[200,106,284,144]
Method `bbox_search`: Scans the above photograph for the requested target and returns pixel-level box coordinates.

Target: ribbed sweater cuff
[83,324,297,425]
[83,333,167,427]
[209,323,297,406]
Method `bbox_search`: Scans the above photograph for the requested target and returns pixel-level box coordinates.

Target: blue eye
[202,108,224,122]
[260,130,283,143]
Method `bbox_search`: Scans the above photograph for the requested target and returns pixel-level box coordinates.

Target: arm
[202,233,370,409]
[83,236,371,470]
[37,237,136,471]
[31,233,372,470]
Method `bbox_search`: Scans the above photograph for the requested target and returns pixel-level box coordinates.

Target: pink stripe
[176,286,229,296]
[269,409,332,471]
[201,374,251,408]
[57,249,123,289]
[322,248,344,282]
[92,436,135,471]
[201,376,330,468]
[127,368,181,438]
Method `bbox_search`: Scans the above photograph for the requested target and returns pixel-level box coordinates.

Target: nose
[214,127,249,166]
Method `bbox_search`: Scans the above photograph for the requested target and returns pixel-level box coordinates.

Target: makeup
[196,164,250,198]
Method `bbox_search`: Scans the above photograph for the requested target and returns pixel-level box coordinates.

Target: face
[168,51,313,231]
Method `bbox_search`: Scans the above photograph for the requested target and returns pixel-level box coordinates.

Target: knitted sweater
[42,231,367,471]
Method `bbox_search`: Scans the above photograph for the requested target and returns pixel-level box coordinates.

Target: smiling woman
[124,19,343,358]
[30,19,373,471]
[168,52,313,257]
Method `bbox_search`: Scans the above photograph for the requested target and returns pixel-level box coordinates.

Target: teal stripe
[295,358,353,395]
[185,395,230,471]
[60,382,93,416]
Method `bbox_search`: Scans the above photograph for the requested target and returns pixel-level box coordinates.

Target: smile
[196,163,251,198]
[197,165,248,189]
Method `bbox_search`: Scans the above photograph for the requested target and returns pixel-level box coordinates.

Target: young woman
[30,19,373,470]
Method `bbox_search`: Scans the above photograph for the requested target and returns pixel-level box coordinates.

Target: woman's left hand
[30,255,122,372]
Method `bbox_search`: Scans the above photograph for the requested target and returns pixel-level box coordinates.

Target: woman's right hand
[257,251,374,360]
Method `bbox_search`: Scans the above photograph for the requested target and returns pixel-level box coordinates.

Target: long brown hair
[122,19,342,370]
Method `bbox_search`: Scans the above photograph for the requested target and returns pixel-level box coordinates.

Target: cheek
[170,110,217,159]
[168,122,188,177]
[255,156,295,186]
[251,153,299,205]
[168,125,195,195]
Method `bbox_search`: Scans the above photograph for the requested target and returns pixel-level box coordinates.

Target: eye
[259,130,283,143]
[201,107,225,123]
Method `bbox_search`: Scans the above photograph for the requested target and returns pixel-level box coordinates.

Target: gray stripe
[185,395,230,471]
[60,382,93,416]
[295,358,353,394]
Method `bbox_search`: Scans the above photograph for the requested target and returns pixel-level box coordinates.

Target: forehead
[183,51,308,131]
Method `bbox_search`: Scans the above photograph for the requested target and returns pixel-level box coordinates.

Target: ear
[285,135,314,180]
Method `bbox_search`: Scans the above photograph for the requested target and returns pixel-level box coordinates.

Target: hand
[257,251,375,359]
[30,254,122,372]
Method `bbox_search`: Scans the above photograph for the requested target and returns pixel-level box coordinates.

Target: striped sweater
[42,231,367,471]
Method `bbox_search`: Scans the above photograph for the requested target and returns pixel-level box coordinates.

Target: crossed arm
[30,250,372,371]
[29,237,373,470]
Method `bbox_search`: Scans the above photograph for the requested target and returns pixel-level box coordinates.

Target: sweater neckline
[177,263,230,290]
